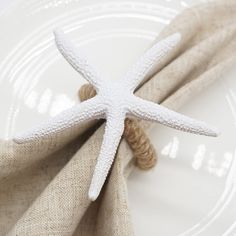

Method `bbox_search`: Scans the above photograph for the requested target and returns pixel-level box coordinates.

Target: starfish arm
[14,96,105,143]
[54,29,103,89]
[129,96,220,137]
[123,33,181,91]
[89,111,125,201]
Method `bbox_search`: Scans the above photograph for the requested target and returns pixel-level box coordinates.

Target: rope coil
[79,84,157,170]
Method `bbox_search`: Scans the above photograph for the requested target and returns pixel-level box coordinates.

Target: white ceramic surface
[0,0,235,235]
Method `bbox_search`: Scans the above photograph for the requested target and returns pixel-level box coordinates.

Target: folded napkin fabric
[0,0,236,235]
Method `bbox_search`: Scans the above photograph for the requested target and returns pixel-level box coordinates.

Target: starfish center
[98,81,132,109]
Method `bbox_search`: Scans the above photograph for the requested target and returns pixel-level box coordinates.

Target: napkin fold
[1,0,236,235]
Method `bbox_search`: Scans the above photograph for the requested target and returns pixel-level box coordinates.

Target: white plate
[0,0,236,235]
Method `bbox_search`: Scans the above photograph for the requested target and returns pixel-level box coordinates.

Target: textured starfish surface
[14,30,219,201]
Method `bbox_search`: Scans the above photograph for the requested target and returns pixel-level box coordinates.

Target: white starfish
[14,30,219,201]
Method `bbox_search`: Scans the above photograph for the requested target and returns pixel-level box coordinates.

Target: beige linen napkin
[1,0,236,235]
